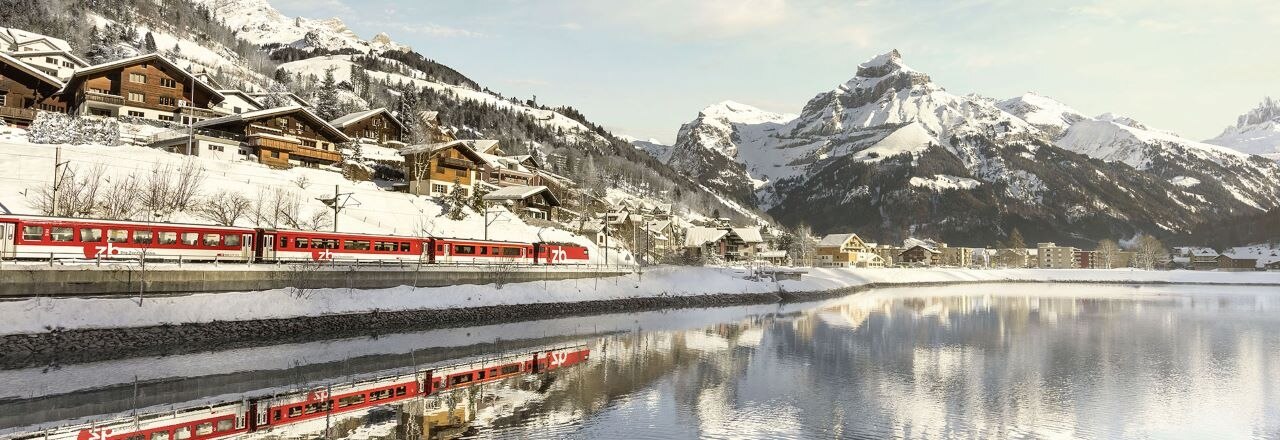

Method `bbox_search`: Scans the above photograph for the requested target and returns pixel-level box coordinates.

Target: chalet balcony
[438,156,475,170]
[178,104,226,119]
[0,107,38,121]
[84,91,124,106]
[248,134,342,164]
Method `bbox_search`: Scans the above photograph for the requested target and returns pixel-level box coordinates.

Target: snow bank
[4,267,1279,335]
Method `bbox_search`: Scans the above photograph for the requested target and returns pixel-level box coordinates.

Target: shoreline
[3,267,1280,369]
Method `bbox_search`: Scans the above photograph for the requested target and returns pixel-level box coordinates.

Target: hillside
[647,50,1280,246]
[1205,97,1280,161]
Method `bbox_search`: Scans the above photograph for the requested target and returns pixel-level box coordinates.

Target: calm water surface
[465,284,1280,439]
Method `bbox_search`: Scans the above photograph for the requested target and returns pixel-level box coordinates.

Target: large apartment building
[1037,242,1079,269]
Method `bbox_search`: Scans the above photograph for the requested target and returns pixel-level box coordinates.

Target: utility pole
[317,185,356,232]
[51,146,68,217]
[185,72,195,156]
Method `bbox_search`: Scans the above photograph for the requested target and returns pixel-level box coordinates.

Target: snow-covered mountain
[665,50,1280,245]
[1205,97,1280,161]
[1000,93,1280,211]
[191,0,411,53]
[620,135,672,162]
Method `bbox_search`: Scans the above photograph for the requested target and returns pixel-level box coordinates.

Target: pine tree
[1006,227,1026,249]
[273,68,292,85]
[470,184,489,212]
[314,67,342,120]
[446,180,468,220]
[394,82,420,142]
[143,31,157,53]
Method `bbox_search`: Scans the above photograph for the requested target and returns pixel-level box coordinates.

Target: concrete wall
[0,265,631,297]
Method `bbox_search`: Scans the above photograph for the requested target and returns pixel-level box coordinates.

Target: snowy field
[3,266,1279,335]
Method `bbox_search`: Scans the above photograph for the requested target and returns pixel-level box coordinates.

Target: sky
[273,0,1280,145]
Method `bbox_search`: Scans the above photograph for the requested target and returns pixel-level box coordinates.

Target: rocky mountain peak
[1236,96,1280,127]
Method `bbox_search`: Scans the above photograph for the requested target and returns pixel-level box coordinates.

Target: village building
[1217,245,1280,271]
[6,50,87,79]
[399,139,488,198]
[1171,247,1221,270]
[482,185,561,221]
[870,245,904,267]
[0,52,66,126]
[330,107,407,149]
[213,89,264,115]
[60,54,226,124]
[683,227,757,263]
[756,250,791,266]
[816,233,883,268]
[1037,242,1079,269]
[182,106,350,167]
[248,91,312,108]
[0,27,73,54]
[899,244,942,266]
[939,245,975,267]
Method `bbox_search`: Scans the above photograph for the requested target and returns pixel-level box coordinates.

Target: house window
[431,184,447,194]
[45,57,56,64]
[127,92,144,103]
[158,115,175,122]
[0,94,6,106]
[127,110,144,117]
[62,61,73,68]
[208,145,224,152]
[159,78,176,88]
[129,73,146,83]
[233,106,242,114]
[159,96,176,106]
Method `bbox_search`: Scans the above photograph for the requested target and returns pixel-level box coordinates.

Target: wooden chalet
[330,108,406,148]
[899,245,942,266]
[399,140,489,197]
[482,185,561,221]
[0,52,66,126]
[191,106,350,168]
[60,54,226,124]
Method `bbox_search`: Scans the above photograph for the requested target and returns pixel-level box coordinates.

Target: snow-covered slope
[668,50,1275,245]
[191,0,411,53]
[620,135,672,162]
[1205,97,1280,161]
[662,101,795,202]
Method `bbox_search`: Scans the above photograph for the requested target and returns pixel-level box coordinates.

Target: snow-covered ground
[4,266,1279,335]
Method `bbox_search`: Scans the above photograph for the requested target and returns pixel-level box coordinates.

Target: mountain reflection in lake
[346,284,1280,440]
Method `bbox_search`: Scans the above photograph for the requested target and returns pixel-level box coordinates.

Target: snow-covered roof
[903,237,941,252]
[476,152,532,174]
[685,227,728,248]
[1191,248,1219,257]
[471,139,501,154]
[193,105,351,142]
[733,227,764,243]
[7,49,88,67]
[398,140,489,165]
[1221,245,1280,267]
[757,250,788,259]
[0,52,63,87]
[818,233,858,248]
[330,107,406,132]
[248,91,312,107]
[482,185,560,206]
[216,89,264,108]
[0,27,72,52]
[66,54,225,103]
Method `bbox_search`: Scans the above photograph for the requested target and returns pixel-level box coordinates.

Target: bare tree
[197,190,251,226]
[789,224,818,267]
[1133,234,1168,270]
[140,160,206,219]
[292,174,311,190]
[1095,239,1121,269]
[97,174,141,220]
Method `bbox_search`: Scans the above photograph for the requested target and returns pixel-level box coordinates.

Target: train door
[423,240,435,264]
[240,233,255,261]
[0,223,13,260]
[260,233,276,261]
[440,242,452,264]
[532,242,542,264]
[252,401,271,430]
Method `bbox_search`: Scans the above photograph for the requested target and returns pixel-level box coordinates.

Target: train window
[401,242,411,253]
[295,238,308,248]
[436,245,444,252]
[203,234,220,247]
[215,420,233,432]
[288,406,302,417]
[344,240,370,251]
[50,227,73,242]
[150,431,170,440]
[274,409,282,420]
[370,389,393,401]
[174,427,191,440]
[395,386,407,396]
[477,371,486,380]
[195,423,214,435]
[158,231,177,245]
[80,228,103,242]
[502,247,522,257]
[108,229,129,243]
[123,435,144,440]
[181,232,198,246]
[133,230,153,244]
[300,401,332,414]
[501,364,520,375]
[338,394,365,407]
[456,245,475,255]
[21,226,42,241]
[224,234,241,247]
[450,374,473,386]
[279,236,289,248]
[374,241,393,252]
[480,247,488,255]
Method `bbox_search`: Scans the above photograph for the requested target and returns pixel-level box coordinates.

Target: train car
[532,242,591,265]
[0,214,256,262]
[66,347,590,440]
[258,229,431,263]
[429,237,535,265]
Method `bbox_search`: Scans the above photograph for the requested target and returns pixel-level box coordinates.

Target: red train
[52,347,590,440]
[0,214,590,265]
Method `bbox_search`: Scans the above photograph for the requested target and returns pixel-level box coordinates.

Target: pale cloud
[558,22,583,31]
[593,0,790,39]
[506,78,550,87]
[271,0,354,19]
[387,23,485,38]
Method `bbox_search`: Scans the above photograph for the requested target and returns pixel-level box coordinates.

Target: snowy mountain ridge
[656,49,1280,245]
[1205,97,1280,160]
[191,0,411,53]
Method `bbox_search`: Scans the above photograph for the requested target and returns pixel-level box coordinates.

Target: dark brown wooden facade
[196,108,349,168]
[0,54,65,125]
[402,142,488,196]
[61,55,223,123]
[333,110,404,146]
[899,245,941,265]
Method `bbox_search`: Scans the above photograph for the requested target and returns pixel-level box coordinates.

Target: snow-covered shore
[4,267,1279,335]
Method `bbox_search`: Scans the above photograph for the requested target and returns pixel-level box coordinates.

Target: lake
[5,283,1280,439]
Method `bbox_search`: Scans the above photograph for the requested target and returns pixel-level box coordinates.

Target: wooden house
[399,140,488,198]
[330,107,407,148]
[899,245,942,266]
[189,106,350,168]
[60,54,226,124]
[0,52,65,126]
[482,185,561,221]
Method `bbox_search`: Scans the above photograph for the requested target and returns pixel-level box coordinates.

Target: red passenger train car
[0,215,591,265]
[62,348,590,440]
